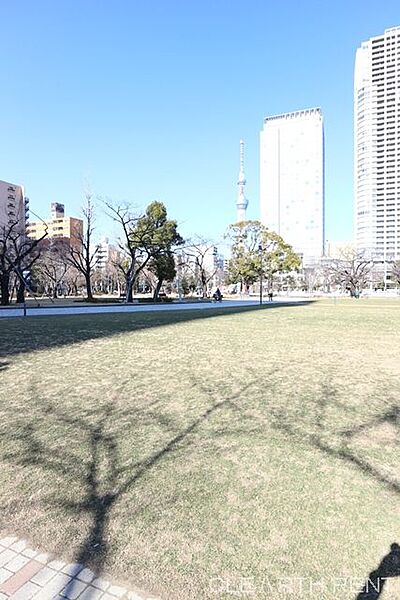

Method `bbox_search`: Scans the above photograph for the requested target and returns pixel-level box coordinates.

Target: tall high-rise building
[0,179,29,237]
[260,108,325,265]
[354,26,400,261]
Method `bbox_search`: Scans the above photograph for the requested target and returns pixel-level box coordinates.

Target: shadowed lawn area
[1,299,400,599]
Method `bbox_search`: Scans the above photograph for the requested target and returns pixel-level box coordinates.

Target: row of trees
[301,250,400,296]
[0,194,228,305]
[226,222,400,296]
[0,194,184,305]
[3,195,400,304]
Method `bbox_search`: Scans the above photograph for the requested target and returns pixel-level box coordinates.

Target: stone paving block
[107,583,127,597]
[9,540,27,553]
[0,568,13,585]
[0,536,161,600]
[75,586,103,600]
[47,559,66,571]
[31,566,58,586]
[5,553,30,572]
[60,577,88,599]
[0,559,42,595]
[35,553,49,564]
[76,568,95,583]
[9,580,40,600]
[32,572,72,600]
[0,549,17,567]
[61,562,84,577]
[22,548,38,559]
[91,576,109,590]
[0,537,17,548]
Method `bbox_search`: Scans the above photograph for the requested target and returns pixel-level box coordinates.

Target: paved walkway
[0,536,159,600]
[0,298,307,319]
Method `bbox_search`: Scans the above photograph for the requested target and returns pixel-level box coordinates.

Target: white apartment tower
[260,108,325,265]
[354,26,400,261]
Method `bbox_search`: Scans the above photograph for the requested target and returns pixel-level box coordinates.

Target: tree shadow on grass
[270,378,400,497]
[215,377,400,600]
[5,359,399,596]
[191,372,400,500]
[356,543,400,599]
[2,379,259,596]
[0,301,312,362]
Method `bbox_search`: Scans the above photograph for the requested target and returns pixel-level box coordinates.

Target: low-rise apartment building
[27,203,83,250]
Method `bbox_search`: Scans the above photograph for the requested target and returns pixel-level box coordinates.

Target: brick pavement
[0,536,160,600]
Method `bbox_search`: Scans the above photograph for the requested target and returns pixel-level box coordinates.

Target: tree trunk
[85,273,94,301]
[0,274,10,306]
[126,279,134,303]
[16,281,25,304]
[153,279,163,301]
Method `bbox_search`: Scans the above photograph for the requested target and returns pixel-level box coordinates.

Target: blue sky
[2,0,400,245]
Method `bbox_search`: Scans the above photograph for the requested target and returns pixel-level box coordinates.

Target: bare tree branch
[66,192,99,301]
[0,218,48,305]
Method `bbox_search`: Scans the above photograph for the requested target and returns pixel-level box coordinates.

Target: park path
[0,535,159,600]
[0,298,306,319]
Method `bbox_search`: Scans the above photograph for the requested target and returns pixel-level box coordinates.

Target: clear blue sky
[2,0,400,245]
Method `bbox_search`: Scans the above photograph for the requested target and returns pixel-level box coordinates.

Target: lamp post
[259,243,263,305]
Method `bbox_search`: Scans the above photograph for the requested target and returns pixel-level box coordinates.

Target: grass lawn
[1,299,400,599]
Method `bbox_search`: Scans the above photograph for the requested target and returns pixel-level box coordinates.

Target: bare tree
[104,246,125,295]
[67,192,99,302]
[34,241,70,298]
[64,267,84,297]
[0,219,48,305]
[182,237,218,298]
[103,202,140,302]
[329,249,373,297]
[104,200,183,302]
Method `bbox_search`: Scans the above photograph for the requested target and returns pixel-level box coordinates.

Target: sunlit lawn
[0,299,400,599]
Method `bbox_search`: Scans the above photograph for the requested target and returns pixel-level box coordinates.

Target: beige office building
[0,179,28,236]
[27,203,83,250]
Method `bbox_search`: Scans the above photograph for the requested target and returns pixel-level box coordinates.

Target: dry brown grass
[0,299,400,599]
